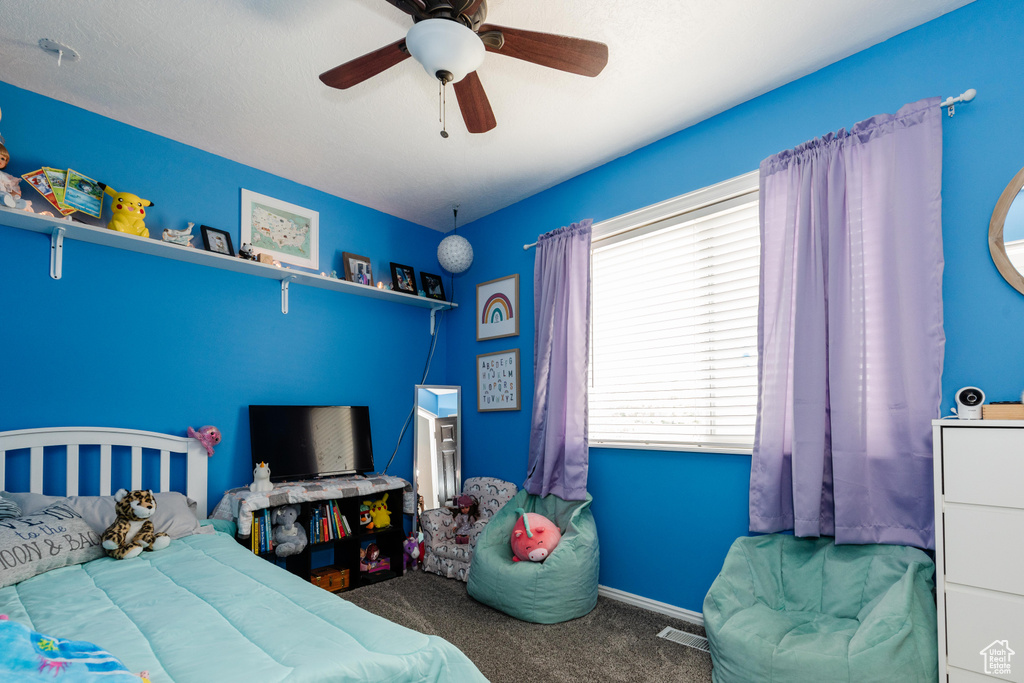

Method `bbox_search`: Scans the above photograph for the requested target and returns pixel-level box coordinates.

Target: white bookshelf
[0,206,456,317]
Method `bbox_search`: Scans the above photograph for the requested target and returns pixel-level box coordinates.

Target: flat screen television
[249,405,374,482]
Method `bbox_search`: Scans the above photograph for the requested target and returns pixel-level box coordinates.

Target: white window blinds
[589,174,760,452]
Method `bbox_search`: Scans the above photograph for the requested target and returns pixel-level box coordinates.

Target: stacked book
[310,500,353,544]
[251,508,274,554]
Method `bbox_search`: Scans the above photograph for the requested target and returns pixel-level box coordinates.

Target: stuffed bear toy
[271,504,307,557]
[101,489,171,560]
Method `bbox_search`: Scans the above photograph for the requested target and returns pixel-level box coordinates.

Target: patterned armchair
[419,477,518,582]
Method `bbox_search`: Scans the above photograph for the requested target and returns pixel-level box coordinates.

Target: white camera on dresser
[932,419,1024,682]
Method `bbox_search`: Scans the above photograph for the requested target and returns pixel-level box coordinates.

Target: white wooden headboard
[0,427,208,518]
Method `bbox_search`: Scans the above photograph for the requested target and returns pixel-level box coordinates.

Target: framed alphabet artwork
[477,349,520,412]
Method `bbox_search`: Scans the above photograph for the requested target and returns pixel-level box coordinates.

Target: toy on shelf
[271,504,307,557]
[449,494,479,545]
[360,543,390,573]
[100,489,171,560]
[403,532,424,570]
[162,222,195,247]
[238,243,257,261]
[368,493,391,530]
[0,141,32,212]
[359,502,373,530]
[187,424,221,457]
[510,508,562,562]
[249,461,274,493]
[98,183,153,238]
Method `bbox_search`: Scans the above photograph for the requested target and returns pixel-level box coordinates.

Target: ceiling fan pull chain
[439,78,449,139]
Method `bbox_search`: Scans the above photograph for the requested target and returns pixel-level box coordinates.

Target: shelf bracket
[281,276,297,314]
[50,227,65,280]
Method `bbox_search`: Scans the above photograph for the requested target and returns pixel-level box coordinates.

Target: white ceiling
[0,0,973,231]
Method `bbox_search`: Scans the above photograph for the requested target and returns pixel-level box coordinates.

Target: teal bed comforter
[0,529,486,683]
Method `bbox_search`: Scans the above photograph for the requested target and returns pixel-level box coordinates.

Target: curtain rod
[522,88,977,252]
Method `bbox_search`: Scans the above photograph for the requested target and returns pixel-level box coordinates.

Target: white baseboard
[597,585,704,626]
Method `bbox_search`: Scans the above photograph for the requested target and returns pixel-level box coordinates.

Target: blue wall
[449,0,1024,612]
[0,81,449,509]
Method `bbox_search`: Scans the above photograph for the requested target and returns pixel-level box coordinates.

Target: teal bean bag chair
[466,490,599,624]
[703,534,937,683]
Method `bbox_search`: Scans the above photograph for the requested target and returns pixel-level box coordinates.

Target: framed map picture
[476,274,519,341]
[477,349,520,412]
[240,189,319,269]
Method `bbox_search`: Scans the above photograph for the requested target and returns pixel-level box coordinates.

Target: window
[589,172,759,453]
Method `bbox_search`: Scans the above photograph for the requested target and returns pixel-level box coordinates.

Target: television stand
[211,474,408,592]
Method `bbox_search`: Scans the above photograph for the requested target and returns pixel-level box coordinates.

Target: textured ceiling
[0,0,973,231]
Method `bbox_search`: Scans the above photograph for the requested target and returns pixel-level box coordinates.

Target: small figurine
[250,461,274,493]
[271,504,307,557]
[239,243,257,261]
[449,494,479,545]
[0,141,33,212]
[162,222,195,247]
[187,425,221,457]
[403,531,424,570]
[359,502,373,529]
[510,508,562,562]
[98,183,153,237]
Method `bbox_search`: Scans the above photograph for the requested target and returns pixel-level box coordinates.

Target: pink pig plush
[510,508,562,562]
[187,425,221,457]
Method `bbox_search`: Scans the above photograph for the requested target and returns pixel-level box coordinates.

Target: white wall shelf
[1,207,456,317]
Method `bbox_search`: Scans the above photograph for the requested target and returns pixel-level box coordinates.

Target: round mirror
[990,166,1024,294]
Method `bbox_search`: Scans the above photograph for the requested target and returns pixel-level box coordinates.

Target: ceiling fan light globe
[438,234,474,274]
[406,19,484,84]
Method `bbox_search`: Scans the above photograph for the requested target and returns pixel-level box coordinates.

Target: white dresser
[933,420,1024,682]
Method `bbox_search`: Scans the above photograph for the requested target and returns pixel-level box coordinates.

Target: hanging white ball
[437,234,473,274]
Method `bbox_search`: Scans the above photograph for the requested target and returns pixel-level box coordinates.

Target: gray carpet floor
[344,569,713,683]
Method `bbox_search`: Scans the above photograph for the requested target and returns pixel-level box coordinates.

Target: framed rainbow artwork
[476,274,519,341]
[477,349,520,411]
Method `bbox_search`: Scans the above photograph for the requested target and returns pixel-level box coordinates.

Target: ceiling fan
[319,0,609,134]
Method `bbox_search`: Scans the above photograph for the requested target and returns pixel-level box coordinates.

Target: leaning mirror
[413,385,461,518]
[989,166,1024,294]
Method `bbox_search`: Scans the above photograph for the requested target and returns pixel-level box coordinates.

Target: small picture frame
[390,262,417,295]
[342,252,374,286]
[201,225,235,256]
[477,349,521,412]
[420,271,446,301]
[476,274,519,341]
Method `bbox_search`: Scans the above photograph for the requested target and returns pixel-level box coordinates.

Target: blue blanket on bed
[0,529,485,683]
[0,616,145,681]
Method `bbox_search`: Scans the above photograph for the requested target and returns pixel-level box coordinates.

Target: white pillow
[0,491,200,539]
[0,501,104,588]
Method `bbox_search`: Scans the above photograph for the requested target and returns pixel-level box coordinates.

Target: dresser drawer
[945,585,1024,682]
[942,427,1024,508]
[944,504,1024,595]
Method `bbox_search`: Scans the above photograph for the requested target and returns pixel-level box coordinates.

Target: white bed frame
[0,427,208,517]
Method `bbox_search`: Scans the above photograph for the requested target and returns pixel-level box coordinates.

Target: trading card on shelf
[42,167,76,214]
[62,168,104,217]
[21,169,73,215]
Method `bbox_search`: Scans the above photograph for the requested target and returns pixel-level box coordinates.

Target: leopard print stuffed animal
[101,489,171,559]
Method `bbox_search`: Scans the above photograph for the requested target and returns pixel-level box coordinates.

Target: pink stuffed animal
[510,508,562,562]
[188,425,221,457]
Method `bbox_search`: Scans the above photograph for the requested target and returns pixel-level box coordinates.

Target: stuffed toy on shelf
[368,493,391,530]
[271,504,307,557]
[101,489,171,560]
[250,461,273,493]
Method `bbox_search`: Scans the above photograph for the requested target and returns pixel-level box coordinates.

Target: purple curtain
[750,98,944,549]
[525,219,593,501]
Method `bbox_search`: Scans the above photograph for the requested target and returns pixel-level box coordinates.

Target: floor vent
[657,626,710,652]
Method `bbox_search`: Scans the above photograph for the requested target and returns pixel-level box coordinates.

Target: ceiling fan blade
[460,0,486,16]
[478,24,608,77]
[319,39,411,90]
[453,71,496,134]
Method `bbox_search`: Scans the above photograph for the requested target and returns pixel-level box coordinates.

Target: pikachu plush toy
[98,182,153,238]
